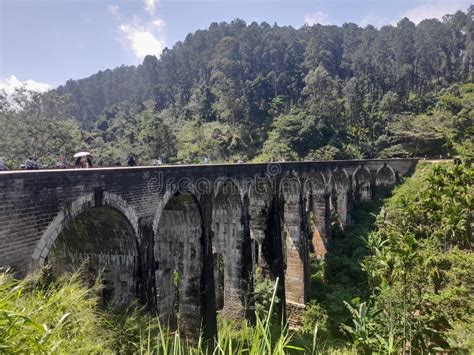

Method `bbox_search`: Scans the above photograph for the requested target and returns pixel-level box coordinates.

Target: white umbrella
[73,152,92,158]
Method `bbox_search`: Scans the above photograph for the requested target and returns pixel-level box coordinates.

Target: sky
[0,0,471,92]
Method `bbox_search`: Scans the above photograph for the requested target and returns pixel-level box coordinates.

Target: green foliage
[302,301,328,336]
[138,108,177,162]
[382,83,473,158]
[383,162,473,249]
[0,270,112,353]
[0,91,83,168]
[253,268,280,319]
[176,120,249,163]
[2,10,473,165]
[341,301,381,353]
[303,197,387,350]
[0,270,308,354]
[358,162,474,353]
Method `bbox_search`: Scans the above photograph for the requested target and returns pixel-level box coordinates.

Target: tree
[0,89,82,167]
[210,37,245,124]
[138,109,177,162]
[18,9,473,164]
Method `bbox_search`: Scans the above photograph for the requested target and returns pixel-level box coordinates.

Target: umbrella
[73,152,92,158]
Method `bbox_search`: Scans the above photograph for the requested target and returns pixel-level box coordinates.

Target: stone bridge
[0,159,416,336]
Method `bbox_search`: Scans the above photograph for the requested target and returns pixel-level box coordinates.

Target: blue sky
[0,0,471,91]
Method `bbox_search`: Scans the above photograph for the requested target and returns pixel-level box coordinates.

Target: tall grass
[0,269,113,353]
[0,269,316,354]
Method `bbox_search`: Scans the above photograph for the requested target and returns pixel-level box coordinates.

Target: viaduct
[0,159,416,337]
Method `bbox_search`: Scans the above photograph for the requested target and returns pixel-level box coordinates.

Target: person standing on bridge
[0,158,7,171]
[31,158,39,169]
[25,157,34,170]
[57,155,68,169]
[75,157,84,168]
[127,155,136,167]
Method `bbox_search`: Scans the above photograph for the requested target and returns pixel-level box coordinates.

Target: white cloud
[119,24,166,59]
[144,0,157,15]
[304,11,330,26]
[152,19,166,29]
[0,75,52,111]
[401,1,469,24]
[359,14,391,28]
[0,75,52,96]
[107,4,119,16]
[107,0,166,60]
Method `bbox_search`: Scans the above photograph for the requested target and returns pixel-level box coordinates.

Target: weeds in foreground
[0,270,321,354]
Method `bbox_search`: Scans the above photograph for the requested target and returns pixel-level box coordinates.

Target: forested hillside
[1,7,473,166]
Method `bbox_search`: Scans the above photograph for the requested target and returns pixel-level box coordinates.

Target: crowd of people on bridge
[0,153,218,171]
[0,154,282,172]
[2,154,248,171]
[0,153,142,171]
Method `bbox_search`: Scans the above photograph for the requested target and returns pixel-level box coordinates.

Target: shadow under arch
[376,164,397,187]
[248,178,278,277]
[245,177,286,321]
[153,191,203,334]
[42,198,141,305]
[329,169,352,228]
[31,192,140,271]
[353,166,373,201]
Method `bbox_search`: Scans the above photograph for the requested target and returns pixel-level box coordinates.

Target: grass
[0,269,112,353]
[0,268,329,354]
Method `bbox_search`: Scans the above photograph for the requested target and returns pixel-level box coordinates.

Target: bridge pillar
[248,180,273,276]
[198,193,217,344]
[212,180,247,320]
[154,192,204,335]
[308,192,331,258]
[304,173,331,258]
[330,170,352,228]
[247,179,286,318]
[137,217,156,312]
[281,177,309,305]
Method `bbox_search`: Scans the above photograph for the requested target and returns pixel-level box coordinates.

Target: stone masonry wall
[0,159,417,334]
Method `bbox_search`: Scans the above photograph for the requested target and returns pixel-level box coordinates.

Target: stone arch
[212,179,246,317]
[35,192,141,305]
[153,191,203,334]
[329,169,351,227]
[278,174,302,199]
[330,168,350,191]
[31,192,140,271]
[303,171,328,196]
[353,166,372,201]
[214,177,244,201]
[152,184,204,233]
[376,164,396,187]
